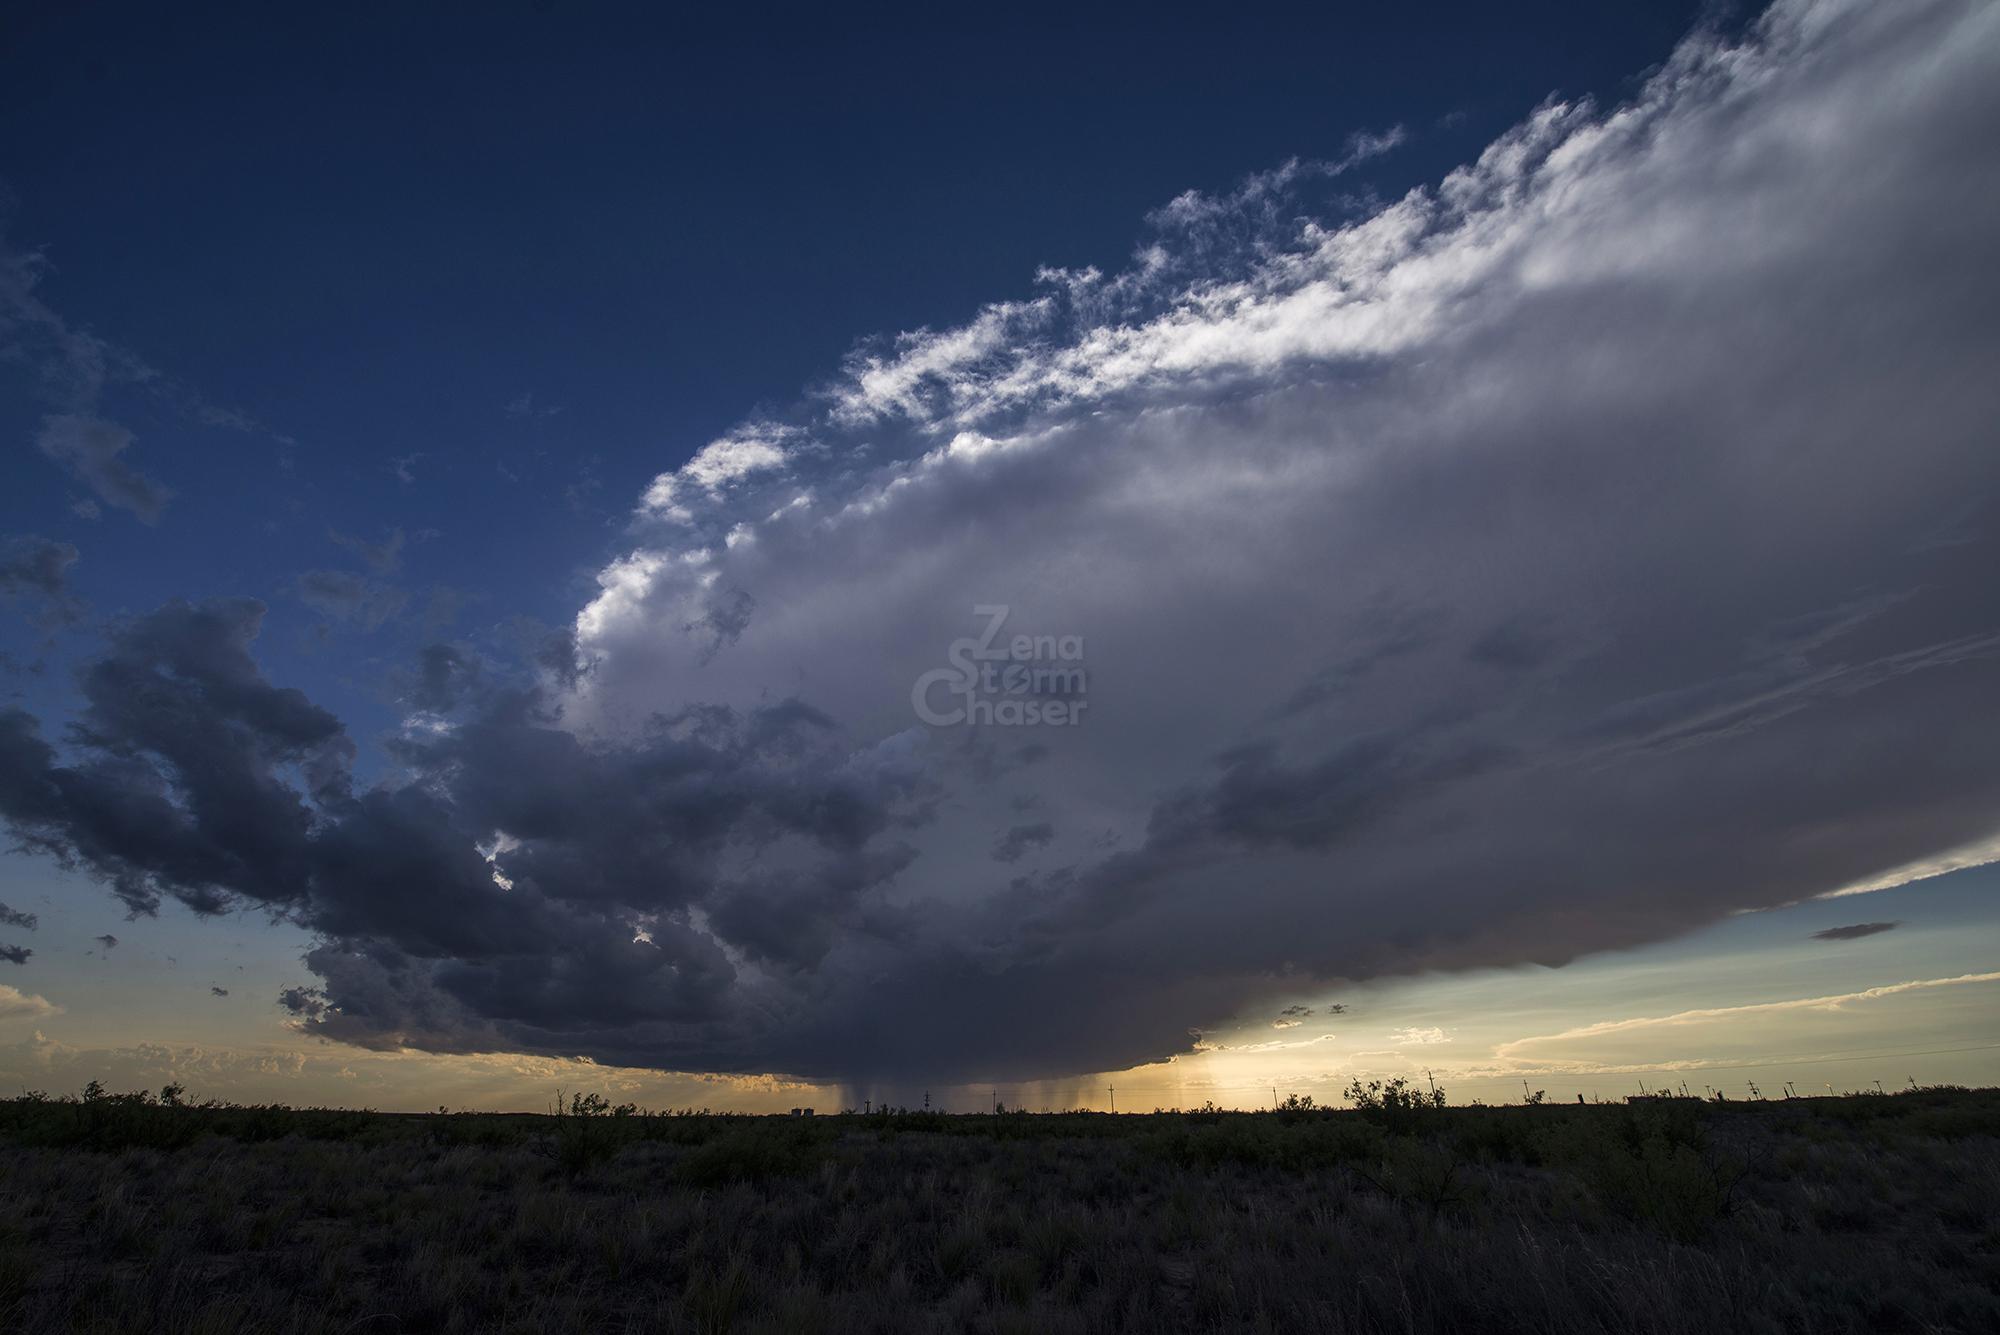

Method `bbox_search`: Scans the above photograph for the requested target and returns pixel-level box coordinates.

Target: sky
[1,0,1997,1113]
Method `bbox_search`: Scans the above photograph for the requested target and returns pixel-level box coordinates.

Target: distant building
[789,1107,815,1117]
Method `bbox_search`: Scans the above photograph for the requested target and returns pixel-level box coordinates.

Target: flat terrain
[0,1086,1995,1333]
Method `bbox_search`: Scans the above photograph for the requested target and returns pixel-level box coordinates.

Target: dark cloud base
[0,598,931,1076]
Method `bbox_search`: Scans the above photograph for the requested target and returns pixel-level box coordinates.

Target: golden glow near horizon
[4,867,1994,1114]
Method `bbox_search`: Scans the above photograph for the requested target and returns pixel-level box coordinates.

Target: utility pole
[922,1090,929,1112]
[1108,1084,1114,1114]
[1272,1086,1279,1111]
[1424,1069,1437,1098]
[1522,1079,1532,1103]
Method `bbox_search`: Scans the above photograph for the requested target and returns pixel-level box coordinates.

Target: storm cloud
[0,596,928,1071]
[3,0,1999,1087]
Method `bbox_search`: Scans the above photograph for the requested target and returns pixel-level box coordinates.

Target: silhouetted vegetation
[0,1082,1995,1331]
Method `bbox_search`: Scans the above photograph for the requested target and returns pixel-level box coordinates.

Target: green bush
[1344,1075,1448,1134]
[1545,1101,1748,1242]
[1355,1137,1477,1219]
[674,1127,823,1187]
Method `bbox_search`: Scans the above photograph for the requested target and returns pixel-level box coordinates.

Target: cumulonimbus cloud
[2,0,1998,1089]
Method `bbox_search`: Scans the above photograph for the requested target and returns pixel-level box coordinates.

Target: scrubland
[0,1081,1994,1333]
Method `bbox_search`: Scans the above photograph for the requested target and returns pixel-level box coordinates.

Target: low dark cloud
[1812,922,1901,942]
[0,945,30,965]
[209,985,229,997]
[0,598,352,918]
[0,598,929,1071]
[94,934,117,950]
[0,902,36,931]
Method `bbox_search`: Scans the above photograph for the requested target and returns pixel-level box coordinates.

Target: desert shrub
[1353,1137,1477,1219]
[674,1126,824,1187]
[1450,1107,1545,1166]
[1894,1092,1997,1141]
[1546,1101,1748,1242]
[0,1085,203,1153]
[1344,1075,1447,1133]
[547,1089,620,1174]
[0,1086,395,1155]
[1138,1113,1382,1172]
[867,1110,955,1136]
[428,1111,521,1148]
[1,1088,1998,1332]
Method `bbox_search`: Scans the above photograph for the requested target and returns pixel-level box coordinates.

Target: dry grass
[0,1085,1995,1332]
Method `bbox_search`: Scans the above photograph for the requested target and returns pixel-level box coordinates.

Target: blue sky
[3,0,1997,1110]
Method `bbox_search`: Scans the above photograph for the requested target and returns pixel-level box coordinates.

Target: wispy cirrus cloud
[2,231,270,519]
[1493,973,2000,1064]
[639,424,801,524]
